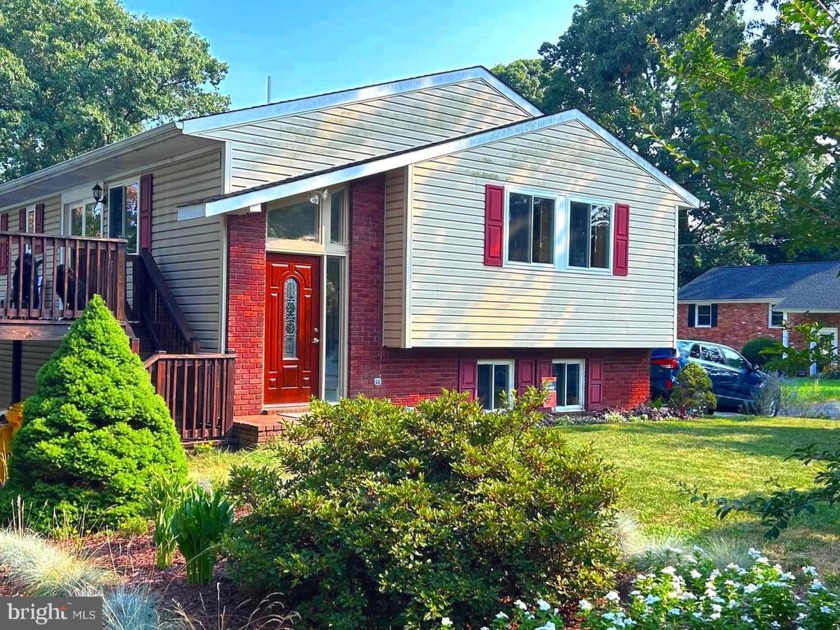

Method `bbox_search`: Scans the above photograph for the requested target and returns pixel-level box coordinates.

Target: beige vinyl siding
[383,168,406,347]
[195,79,532,192]
[150,149,224,351]
[0,340,60,407]
[409,119,682,348]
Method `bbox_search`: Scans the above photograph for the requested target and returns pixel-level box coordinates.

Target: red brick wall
[787,312,840,348]
[677,302,781,351]
[227,211,266,416]
[347,174,651,410]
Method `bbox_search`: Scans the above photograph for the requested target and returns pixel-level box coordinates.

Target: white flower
[726,563,740,570]
[535,623,556,630]
[537,599,551,611]
[644,594,660,605]
[748,548,762,558]
[727,599,739,609]
[811,579,825,591]
[579,599,593,611]
[441,618,453,627]
[605,591,621,602]
[661,566,677,576]
[821,605,833,614]
[741,614,754,623]
[689,569,702,579]
[515,599,527,610]
[495,612,509,620]
[710,612,721,620]
[711,604,722,613]
[668,608,682,615]
[743,583,760,594]
[802,566,818,577]
[755,556,770,564]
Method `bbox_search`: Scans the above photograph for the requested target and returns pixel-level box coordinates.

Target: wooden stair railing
[144,351,236,442]
[132,249,199,354]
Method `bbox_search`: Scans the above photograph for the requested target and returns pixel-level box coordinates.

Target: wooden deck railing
[133,249,199,354]
[144,352,236,442]
[0,232,126,321]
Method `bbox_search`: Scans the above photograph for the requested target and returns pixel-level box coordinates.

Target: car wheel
[767,397,780,417]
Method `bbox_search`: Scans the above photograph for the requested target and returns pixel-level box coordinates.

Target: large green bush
[1,295,187,530]
[224,390,620,629]
[670,363,717,413]
[741,337,776,368]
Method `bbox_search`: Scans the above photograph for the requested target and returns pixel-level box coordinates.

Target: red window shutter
[459,360,478,401]
[484,184,505,266]
[140,173,153,251]
[516,359,535,391]
[613,203,630,276]
[0,214,7,275]
[18,208,25,232]
[587,358,604,410]
[34,203,45,253]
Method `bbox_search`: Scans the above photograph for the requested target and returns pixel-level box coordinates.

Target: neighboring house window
[109,181,140,254]
[477,360,514,411]
[569,200,612,269]
[552,360,584,411]
[507,191,555,264]
[63,200,103,238]
[687,303,717,328]
[769,305,784,328]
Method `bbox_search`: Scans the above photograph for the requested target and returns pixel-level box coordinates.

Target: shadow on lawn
[577,419,840,461]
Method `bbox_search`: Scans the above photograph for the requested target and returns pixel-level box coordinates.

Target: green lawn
[783,377,840,403]
[555,416,840,578]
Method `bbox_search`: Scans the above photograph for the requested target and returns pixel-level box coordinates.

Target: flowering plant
[579,547,840,629]
[479,598,565,629]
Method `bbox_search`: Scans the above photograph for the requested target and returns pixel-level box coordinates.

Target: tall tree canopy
[0,0,229,181]
[493,0,834,283]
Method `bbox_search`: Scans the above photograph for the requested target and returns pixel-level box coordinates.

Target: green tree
[493,0,832,283]
[0,296,188,530]
[0,0,228,181]
[649,0,840,252]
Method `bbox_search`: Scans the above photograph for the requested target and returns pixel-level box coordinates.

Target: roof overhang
[677,298,779,304]
[0,124,223,211]
[179,67,543,135]
[178,109,701,220]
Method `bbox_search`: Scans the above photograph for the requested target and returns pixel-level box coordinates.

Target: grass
[783,377,840,404]
[187,445,278,488]
[554,416,840,580]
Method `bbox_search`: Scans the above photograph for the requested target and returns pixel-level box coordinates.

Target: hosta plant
[171,486,233,585]
[578,547,840,629]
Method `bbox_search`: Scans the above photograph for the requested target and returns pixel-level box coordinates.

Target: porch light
[92,183,103,202]
[308,189,330,205]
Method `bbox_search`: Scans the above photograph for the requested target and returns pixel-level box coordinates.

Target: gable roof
[178,108,700,219]
[179,66,543,134]
[0,66,541,211]
[678,261,840,311]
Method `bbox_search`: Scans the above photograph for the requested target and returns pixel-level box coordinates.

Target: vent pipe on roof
[267,76,272,103]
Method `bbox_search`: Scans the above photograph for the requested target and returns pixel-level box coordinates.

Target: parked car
[651,340,778,414]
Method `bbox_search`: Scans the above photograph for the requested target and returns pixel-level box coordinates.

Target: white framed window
[568,199,613,270]
[266,188,347,254]
[62,200,103,238]
[108,179,140,255]
[552,360,585,411]
[477,360,514,411]
[505,189,558,265]
[695,304,713,328]
[769,304,784,328]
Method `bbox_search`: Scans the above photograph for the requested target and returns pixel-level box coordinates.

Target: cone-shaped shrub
[0,295,187,530]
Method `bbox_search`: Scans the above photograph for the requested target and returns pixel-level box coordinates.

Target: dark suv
[651,340,777,413]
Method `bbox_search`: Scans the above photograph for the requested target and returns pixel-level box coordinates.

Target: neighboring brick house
[0,67,699,437]
[678,262,840,370]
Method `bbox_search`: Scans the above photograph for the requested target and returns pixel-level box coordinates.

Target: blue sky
[121,0,573,109]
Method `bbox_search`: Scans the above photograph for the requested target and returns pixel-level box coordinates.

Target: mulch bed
[76,527,295,629]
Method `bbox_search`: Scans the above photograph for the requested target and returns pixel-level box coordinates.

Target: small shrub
[670,363,717,413]
[116,516,149,538]
[172,486,233,586]
[741,337,776,368]
[0,296,189,530]
[224,390,621,628]
[145,474,191,569]
[0,530,115,596]
[742,372,782,416]
[578,547,840,629]
[103,587,181,630]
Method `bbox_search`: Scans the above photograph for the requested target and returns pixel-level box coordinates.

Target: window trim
[503,186,563,268]
[694,303,713,328]
[476,359,515,411]
[564,196,615,273]
[551,359,585,412]
[769,304,784,329]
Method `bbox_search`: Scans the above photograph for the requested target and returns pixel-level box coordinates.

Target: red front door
[264,254,320,405]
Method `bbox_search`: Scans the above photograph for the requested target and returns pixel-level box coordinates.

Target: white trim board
[178,109,701,220]
[180,67,542,134]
